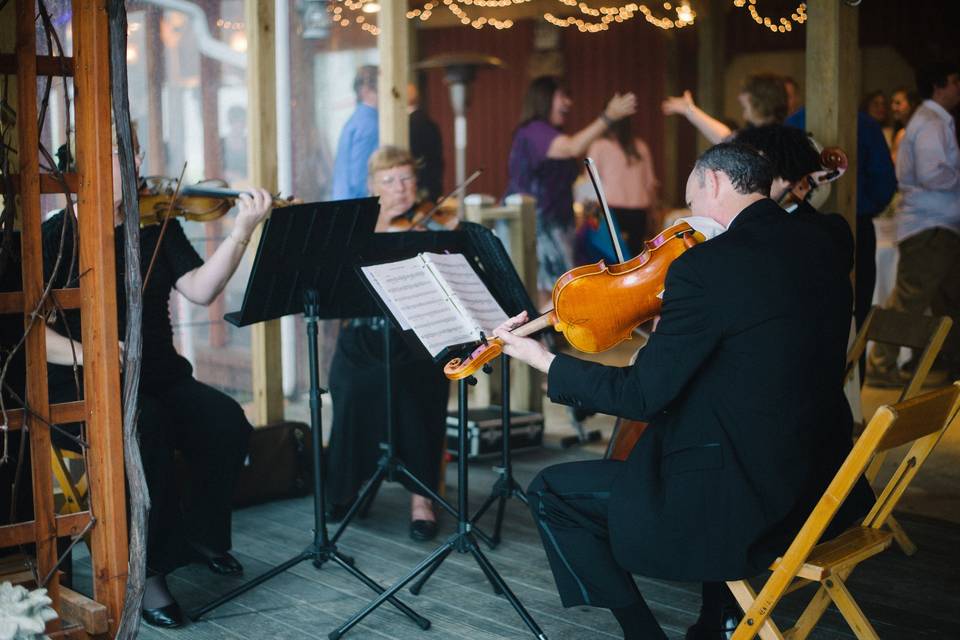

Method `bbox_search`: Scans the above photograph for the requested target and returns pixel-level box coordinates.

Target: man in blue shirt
[785,105,897,332]
[332,65,379,200]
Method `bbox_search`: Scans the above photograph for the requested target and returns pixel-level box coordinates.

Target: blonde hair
[367,145,414,175]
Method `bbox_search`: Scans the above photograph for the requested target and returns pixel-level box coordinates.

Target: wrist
[228,231,251,248]
[600,111,615,128]
[538,351,556,374]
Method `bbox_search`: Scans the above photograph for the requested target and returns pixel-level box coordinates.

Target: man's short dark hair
[693,143,774,196]
[354,65,378,100]
[916,61,959,100]
[733,125,820,183]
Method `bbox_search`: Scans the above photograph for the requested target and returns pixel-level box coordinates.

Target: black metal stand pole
[328,377,547,640]
[190,291,429,631]
[330,320,493,549]
[468,355,529,549]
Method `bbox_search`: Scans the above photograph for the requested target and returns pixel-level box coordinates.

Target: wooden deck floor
[72,447,960,640]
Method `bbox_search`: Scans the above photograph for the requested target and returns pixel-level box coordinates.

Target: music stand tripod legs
[330,321,495,551]
[467,355,528,550]
[329,375,547,640]
[191,290,429,631]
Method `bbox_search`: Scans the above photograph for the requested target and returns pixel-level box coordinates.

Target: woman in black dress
[326,146,451,542]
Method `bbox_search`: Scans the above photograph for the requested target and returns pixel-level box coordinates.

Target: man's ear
[707,169,722,198]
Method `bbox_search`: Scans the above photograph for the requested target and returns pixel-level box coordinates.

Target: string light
[733,0,806,34]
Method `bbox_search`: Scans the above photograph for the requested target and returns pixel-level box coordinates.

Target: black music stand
[190,198,428,631]
[329,229,547,640]
[329,224,535,553]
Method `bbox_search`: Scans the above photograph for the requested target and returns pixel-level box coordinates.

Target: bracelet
[600,111,614,128]
[228,233,250,248]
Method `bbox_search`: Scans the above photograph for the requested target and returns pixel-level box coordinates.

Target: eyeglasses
[376,173,415,187]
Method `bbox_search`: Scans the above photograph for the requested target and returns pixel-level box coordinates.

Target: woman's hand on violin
[605,92,638,121]
[493,312,555,374]
[233,187,273,240]
[661,90,695,117]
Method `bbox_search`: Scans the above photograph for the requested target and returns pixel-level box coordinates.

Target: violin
[138,176,295,227]
[777,146,848,209]
[387,169,483,232]
[387,199,459,232]
[443,221,702,380]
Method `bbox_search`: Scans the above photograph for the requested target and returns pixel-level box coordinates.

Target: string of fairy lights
[327,1,809,36]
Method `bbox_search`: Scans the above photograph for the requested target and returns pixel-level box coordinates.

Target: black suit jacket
[548,198,866,581]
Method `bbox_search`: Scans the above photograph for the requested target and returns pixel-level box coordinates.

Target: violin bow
[584,157,627,264]
[142,161,187,293]
[414,168,483,229]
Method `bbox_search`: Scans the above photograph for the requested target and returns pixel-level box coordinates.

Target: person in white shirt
[867,61,960,386]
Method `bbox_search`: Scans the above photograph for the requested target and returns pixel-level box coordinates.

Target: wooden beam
[805,0,859,234]
[72,2,129,633]
[4,401,85,431]
[15,0,59,625]
[9,173,80,194]
[695,0,725,154]
[246,0,284,425]
[60,586,109,636]
[0,512,92,553]
[378,0,410,148]
[0,53,74,76]
[0,287,82,315]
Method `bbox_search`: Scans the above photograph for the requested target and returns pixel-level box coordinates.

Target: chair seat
[770,527,894,581]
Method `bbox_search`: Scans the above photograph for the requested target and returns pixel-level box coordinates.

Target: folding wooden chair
[727,381,960,640]
[51,446,88,514]
[845,306,952,555]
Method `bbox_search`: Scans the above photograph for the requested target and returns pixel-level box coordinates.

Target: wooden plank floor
[71,447,959,639]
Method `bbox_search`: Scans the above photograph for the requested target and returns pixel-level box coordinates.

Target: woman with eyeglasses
[325,146,450,542]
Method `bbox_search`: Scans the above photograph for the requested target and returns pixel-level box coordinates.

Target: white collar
[923,99,955,124]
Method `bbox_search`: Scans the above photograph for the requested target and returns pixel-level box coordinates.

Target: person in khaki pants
[867,61,960,387]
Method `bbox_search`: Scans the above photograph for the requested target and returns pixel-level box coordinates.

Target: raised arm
[547,92,637,159]
[662,90,732,144]
[45,325,83,366]
[174,188,272,306]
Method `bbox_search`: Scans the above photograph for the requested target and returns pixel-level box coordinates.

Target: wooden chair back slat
[731,382,960,640]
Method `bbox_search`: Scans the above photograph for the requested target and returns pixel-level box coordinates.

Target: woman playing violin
[326,146,450,542]
[41,125,273,628]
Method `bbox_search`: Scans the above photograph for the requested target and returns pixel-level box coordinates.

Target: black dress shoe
[142,602,185,628]
[205,551,244,576]
[409,519,438,542]
[685,605,742,640]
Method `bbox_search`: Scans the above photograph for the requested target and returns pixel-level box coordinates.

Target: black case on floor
[445,406,544,460]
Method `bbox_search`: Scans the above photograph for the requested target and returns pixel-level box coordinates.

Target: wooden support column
[144,7,166,175]
[246,0,284,425]
[377,0,409,148]
[695,0,725,153]
[805,0,859,234]
[73,0,129,632]
[15,0,59,624]
[662,32,680,207]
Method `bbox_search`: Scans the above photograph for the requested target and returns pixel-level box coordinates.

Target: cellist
[495,143,872,640]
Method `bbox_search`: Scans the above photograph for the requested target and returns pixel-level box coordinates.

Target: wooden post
[662,32,680,207]
[377,0,409,148]
[695,0,725,154]
[805,0,859,234]
[245,0,284,425]
[72,0,129,632]
[144,6,166,174]
[15,0,59,624]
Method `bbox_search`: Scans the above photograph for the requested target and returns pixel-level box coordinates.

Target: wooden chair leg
[788,583,834,640]
[822,576,881,640]
[885,514,918,555]
[727,580,786,640]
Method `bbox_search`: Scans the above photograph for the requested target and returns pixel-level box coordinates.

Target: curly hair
[741,74,788,123]
[733,125,820,183]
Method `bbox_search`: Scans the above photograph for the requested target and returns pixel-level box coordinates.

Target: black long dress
[325,319,449,507]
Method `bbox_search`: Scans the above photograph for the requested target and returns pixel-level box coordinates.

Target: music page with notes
[360,252,508,358]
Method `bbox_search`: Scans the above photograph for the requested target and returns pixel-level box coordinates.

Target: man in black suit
[495,143,864,639]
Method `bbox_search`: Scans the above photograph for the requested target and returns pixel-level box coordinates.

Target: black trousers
[52,375,252,574]
[855,216,877,332]
[527,459,647,611]
[139,376,252,573]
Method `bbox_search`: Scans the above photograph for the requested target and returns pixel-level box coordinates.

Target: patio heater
[416,53,504,216]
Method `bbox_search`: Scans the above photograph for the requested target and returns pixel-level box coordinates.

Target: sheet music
[360,257,478,357]
[422,253,509,335]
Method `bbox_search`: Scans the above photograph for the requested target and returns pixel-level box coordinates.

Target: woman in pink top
[586,118,658,256]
